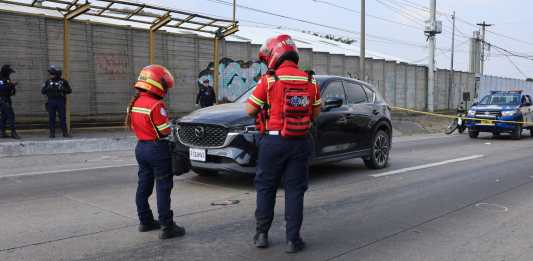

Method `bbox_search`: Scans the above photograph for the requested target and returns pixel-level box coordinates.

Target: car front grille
[177,124,228,148]
[475,111,501,118]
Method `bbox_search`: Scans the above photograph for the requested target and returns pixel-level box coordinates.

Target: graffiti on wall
[95,53,129,80]
[198,58,268,102]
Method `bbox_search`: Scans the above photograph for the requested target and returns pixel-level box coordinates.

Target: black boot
[62,129,71,138]
[138,220,160,232]
[286,240,306,254]
[254,233,269,248]
[49,131,55,138]
[1,130,8,138]
[159,222,186,239]
[10,131,20,140]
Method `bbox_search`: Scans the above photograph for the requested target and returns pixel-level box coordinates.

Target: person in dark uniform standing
[195,79,216,108]
[245,35,322,254]
[125,64,185,240]
[0,65,20,139]
[41,66,72,138]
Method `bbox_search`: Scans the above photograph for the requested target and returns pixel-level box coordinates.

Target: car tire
[364,130,390,170]
[530,128,533,137]
[193,168,218,176]
[468,129,479,139]
[512,125,523,140]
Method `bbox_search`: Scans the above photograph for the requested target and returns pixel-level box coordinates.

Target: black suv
[177,76,392,175]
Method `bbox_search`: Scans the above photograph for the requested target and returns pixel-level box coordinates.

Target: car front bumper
[188,133,259,175]
[466,116,522,132]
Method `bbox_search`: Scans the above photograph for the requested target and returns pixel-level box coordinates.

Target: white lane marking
[371,155,484,178]
[0,163,137,179]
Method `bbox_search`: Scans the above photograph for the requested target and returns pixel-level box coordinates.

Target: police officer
[0,64,20,139]
[195,80,216,108]
[125,64,185,240]
[245,35,321,254]
[41,66,72,138]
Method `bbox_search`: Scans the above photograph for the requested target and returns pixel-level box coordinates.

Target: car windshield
[235,77,327,103]
[479,94,521,105]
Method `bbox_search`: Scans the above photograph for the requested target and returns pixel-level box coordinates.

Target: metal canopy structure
[0,0,237,34]
[0,0,239,132]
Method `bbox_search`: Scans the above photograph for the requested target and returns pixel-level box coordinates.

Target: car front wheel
[364,130,390,169]
[469,129,479,138]
[512,125,523,140]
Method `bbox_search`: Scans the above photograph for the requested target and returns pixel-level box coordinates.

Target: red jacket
[247,61,321,131]
[130,92,171,141]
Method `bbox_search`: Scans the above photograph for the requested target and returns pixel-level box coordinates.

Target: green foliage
[302,30,356,45]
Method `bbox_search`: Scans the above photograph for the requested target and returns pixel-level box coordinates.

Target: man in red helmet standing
[125,64,186,240]
[245,34,321,253]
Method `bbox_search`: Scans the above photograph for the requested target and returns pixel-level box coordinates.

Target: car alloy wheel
[364,130,390,169]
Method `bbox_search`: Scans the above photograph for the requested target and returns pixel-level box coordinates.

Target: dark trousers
[47,98,67,134]
[0,98,15,133]
[255,134,312,242]
[135,141,174,226]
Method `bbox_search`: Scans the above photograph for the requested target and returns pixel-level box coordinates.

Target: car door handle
[372,109,379,115]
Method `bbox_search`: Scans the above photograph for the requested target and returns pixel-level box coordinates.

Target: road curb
[0,136,136,158]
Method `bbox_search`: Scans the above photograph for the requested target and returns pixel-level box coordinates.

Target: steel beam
[213,36,220,103]
[63,3,90,134]
[149,14,171,64]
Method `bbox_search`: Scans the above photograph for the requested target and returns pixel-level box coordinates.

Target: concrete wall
[0,10,484,126]
[479,75,533,99]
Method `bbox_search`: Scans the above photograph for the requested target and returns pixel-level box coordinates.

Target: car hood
[178,103,255,127]
[472,105,519,111]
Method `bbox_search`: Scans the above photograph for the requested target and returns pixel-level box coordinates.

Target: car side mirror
[323,97,343,111]
[472,102,478,106]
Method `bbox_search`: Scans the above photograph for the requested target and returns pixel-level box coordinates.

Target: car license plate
[189,148,206,162]
[479,120,494,126]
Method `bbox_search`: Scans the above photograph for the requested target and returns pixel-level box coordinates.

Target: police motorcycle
[445,102,467,135]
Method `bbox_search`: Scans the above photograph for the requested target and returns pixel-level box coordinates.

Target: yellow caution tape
[391,106,529,125]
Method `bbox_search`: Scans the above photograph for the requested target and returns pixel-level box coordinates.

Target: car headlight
[467,110,476,116]
[501,110,517,117]
[228,125,257,133]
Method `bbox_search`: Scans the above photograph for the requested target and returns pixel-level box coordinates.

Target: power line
[206,0,437,49]
[483,40,533,62]
[206,0,361,35]
[375,0,426,26]
[494,48,529,78]
[310,0,422,31]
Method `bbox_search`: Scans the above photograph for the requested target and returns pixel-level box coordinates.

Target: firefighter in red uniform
[245,35,321,254]
[125,65,185,239]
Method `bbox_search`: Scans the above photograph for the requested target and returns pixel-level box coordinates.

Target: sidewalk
[0,127,135,158]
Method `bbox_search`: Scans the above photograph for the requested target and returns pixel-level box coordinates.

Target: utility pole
[425,0,441,112]
[477,21,492,75]
[360,0,365,81]
[233,0,236,23]
[448,11,456,110]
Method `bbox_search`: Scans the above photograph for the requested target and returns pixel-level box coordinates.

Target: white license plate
[189,148,206,162]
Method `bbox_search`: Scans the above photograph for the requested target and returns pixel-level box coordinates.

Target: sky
[150,0,533,79]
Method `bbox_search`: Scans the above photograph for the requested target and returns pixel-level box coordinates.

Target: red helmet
[134,64,174,98]
[258,34,299,69]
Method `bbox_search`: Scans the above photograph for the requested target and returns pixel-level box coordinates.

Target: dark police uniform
[130,92,177,231]
[0,76,17,138]
[196,84,216,108]
[41,77,72,137]
[248,61,321,245]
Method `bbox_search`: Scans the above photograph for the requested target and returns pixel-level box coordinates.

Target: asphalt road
[1,133,533,261]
